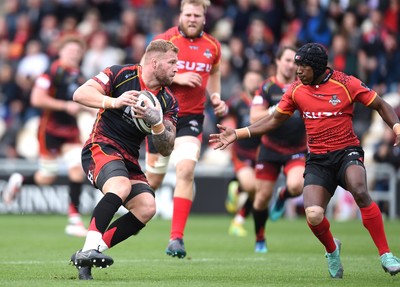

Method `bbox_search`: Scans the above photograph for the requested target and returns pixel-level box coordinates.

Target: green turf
[0,214,399,286]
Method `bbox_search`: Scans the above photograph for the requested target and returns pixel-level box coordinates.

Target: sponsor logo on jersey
[125,72,135,79]
[189,45,199,50]
[177,60,212,72]
[329,95,341,106]
[204,49,212,59]
[303,111,343,119]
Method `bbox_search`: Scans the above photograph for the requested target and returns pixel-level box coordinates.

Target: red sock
[307,216,336,253]
[170,197,192,240]
[360,201,390,255]
[68,202,79,217]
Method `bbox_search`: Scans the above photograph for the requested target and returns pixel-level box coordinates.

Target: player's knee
[176,162,195,182]
[141,200,156,222]
[287,183,303,197]
[305,205,324,225]
[254,190,273,209]
[126,193,156,223]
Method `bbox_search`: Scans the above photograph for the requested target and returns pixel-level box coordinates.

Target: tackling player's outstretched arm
[209,110,289,150]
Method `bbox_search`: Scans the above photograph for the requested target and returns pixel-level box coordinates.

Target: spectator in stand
[225,0,256,41]
[339,11,362,56]
[76,8,104,44]
[328,33,358,77]
[115,8,144,49]
[297,0,333,47]
[38,13,60,55]
[81,30,125,79]
[228,36,248,79]
[15,39,50,122]
[245,15,275,67]
[0,62,21,158]
[124,33,147,64]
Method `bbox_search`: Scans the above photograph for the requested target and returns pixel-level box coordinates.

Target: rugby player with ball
[69,39,179,280]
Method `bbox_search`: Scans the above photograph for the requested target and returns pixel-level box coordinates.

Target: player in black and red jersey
[223,71,263,237]
[2,35,91,237]
[69,39,179,280]
[145,0,227,259]
[250,46,306,253]
[210,43,400,278]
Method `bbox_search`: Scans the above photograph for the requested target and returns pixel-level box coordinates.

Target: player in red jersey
[210,43,400,278]
[2,35,91,237]
[145,0,227,259]
[70,40,179,280]
[250,45,306,253]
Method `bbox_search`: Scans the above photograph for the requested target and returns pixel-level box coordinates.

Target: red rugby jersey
[277,69,377,154]
[154,26,221,116]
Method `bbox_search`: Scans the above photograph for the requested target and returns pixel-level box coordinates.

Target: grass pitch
[0,214,399,287]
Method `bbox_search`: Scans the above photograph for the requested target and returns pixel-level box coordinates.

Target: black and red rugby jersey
[87,64,179,158]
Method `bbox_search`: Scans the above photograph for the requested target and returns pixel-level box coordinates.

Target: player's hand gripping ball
[130,91,162,134]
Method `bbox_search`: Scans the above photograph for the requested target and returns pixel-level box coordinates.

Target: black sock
[69,181,82,213]
[253,208,268,242]
[103,212,146,248]
[89,193,122,234]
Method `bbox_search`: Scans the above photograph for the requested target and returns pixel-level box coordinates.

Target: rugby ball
[131,91,157,134]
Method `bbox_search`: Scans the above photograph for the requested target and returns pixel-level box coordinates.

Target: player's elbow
[72,86,83,104]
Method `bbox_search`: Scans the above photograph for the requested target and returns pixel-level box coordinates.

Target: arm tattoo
[151,120,176,156]
[144,106,162,126]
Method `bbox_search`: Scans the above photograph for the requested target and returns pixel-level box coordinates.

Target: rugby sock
[22,174,35,184]
[360,201,390,255]
[241,197,253,218]
[68,181,82,215]
[278,186,289,200]
[101,212,145,249]
[278,186,298,200]
[307,216,336,253]
[170,197,192,239]
[82,193,122,251]
[253,208,268,242]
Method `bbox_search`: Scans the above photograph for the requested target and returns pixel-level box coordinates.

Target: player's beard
[180,22,203,38]
[155,67,174,87]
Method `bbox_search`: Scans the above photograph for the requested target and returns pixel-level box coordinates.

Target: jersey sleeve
[346,76,377,106]
[160,87,179,126]
[92,65,122,96]
[276,85,297,116]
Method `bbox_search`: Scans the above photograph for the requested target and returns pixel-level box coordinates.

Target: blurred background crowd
[0,0,399,171]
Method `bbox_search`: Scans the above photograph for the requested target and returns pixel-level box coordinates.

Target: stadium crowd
[0,0,399,174]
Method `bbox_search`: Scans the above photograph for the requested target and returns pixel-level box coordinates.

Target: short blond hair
[143,39,179,63]
[180,0,211,13]
[145,39,179,55]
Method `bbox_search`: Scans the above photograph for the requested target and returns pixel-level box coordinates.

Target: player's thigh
[236,166,256,193]
[171,135,201,165]
[285,165,305,195]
